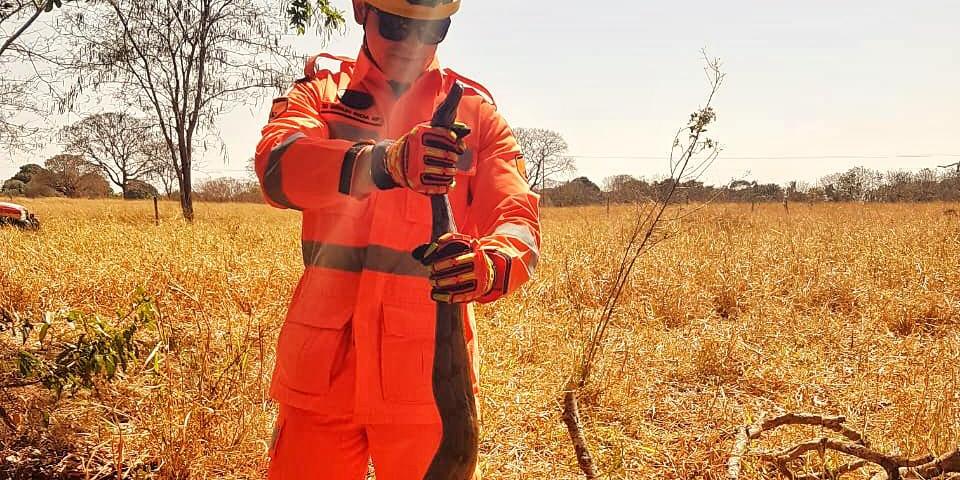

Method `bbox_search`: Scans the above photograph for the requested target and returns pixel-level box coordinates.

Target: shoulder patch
[443,68,496,107]
[513,153,527,181]
[269,97,288,121]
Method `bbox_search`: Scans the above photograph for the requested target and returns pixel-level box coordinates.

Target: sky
[3,0,959,187]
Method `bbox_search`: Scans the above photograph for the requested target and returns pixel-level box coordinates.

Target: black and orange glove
[413,233,511,304]
[370,122,470,195]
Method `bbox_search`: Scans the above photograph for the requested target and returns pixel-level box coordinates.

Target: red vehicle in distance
[0,202,40,230]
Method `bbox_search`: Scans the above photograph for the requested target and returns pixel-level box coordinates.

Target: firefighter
[255,0,540,478]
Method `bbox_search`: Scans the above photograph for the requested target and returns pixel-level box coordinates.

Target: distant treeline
[6,160,958,206]
[2,157,263,203]
[542,166,960,206]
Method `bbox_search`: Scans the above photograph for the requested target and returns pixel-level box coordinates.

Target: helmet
[366,0,460,20]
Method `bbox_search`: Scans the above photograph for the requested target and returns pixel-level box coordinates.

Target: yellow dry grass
[1,198,959,479]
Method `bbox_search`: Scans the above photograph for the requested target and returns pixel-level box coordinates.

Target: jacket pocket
[275,304,353,396]
[380,301,436,405]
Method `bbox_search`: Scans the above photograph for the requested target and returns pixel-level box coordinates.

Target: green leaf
[143,342,163,371]
[104,355,116,378]
[38,323,50,344]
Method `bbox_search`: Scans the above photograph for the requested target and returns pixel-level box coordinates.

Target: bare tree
[59,0,344,220]
[61,112,154,198]
[940,161,960,173]
[514,127,575,191]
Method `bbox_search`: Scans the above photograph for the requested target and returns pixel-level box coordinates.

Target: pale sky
[3,0,959,187]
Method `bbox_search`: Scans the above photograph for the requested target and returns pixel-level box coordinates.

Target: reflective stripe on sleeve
[491,222,540,272]
[264,132,306,210]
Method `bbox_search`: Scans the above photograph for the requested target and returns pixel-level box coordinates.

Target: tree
[123,179,158,199]
[818,167,881,202]
[915,168,939,201]
[61,0,345,221]
[196,176,261,202]
[75,170,112,198]
[61,112,154,198]
[604,174,650,203]
[11,163,45,183]
[2,179,26,196]
[2,163,64,197]
[24,168,60,197]
[513,128,575,191]
[544,176,601,206]
[880,170,919,202]
[43,153,101,197]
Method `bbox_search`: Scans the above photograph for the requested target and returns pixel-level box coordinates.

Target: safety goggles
[370,6,451,45]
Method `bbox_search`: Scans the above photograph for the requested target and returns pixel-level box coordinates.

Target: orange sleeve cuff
[477,249,511,304]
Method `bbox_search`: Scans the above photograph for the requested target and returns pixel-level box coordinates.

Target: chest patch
[321,102,384,127]
[340,89,374,110]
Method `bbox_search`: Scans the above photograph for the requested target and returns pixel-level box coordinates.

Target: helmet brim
[366,0,460,20]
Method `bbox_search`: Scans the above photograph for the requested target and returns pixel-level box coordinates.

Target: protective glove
[370,122,470,195]
[413,233,509,304]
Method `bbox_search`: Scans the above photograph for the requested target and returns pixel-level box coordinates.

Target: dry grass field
[1,198,959,479]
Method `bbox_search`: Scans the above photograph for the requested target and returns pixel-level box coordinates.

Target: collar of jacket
[347,47,444,108]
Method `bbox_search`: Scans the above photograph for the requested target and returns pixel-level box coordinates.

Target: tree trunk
[180,168,194,221]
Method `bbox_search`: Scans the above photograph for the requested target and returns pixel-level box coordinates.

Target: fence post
[153,196,160,226]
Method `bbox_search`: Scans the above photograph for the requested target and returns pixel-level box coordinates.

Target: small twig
[0,379,41,389]
[564,53,725,479]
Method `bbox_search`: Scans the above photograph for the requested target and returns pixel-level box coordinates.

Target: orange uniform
[255,49,540,478]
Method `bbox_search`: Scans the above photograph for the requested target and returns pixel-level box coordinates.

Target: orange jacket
[255,49,540,424]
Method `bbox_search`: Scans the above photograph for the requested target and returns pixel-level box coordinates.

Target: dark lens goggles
[372,7,451,45]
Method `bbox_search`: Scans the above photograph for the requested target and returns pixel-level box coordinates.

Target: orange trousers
[268,404,479,480]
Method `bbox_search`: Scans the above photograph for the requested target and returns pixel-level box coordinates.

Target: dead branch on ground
[727,412,960,480]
